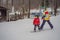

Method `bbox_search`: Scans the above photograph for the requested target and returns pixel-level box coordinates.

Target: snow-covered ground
[0,15,60,40]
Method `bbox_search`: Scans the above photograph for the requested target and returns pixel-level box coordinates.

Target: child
[33,15,40,32]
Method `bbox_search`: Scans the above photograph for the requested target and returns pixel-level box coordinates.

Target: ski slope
[0,15,60,40]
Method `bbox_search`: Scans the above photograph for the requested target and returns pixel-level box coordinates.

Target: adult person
[40,8,53,30]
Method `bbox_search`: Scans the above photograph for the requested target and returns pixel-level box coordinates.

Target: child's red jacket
[33,18,40,25]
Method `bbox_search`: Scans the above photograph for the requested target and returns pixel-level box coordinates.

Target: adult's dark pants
[40,20,53,29]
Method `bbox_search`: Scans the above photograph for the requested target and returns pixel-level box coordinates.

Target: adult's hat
[45,11,48,14]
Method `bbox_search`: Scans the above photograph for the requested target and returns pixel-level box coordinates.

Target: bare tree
[28,0,30,18]
[22,0,24,18]
[54,0,57,16]
[0,0,1,6]
[6,0,9,21]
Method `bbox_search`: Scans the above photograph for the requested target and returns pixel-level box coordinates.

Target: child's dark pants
[34,25,40,31]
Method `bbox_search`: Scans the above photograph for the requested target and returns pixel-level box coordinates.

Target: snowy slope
[0,15,60,40]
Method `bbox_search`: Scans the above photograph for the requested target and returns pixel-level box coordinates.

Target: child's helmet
[35,15,39,18]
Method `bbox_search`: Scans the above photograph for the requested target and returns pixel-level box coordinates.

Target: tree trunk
[28,0,30,18]
[54,7,57,16]
[54,0,57,16]
[6,0,9,21]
